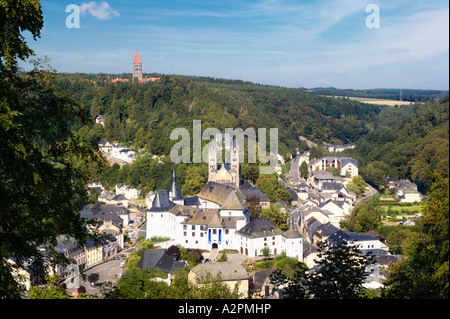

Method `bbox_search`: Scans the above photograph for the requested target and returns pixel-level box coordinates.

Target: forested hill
[53,73,390,156]
[50,73,448,195]
[351,94,449,193]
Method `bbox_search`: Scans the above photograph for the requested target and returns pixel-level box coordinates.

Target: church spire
[169,169,183,203]
[133,51,142,64]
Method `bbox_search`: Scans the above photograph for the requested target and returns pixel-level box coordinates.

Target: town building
[136,249,186,274]
[389,178,424,203]
[323,143,356,153]
[110,144,136,164]
[311,156,359,177]
[188,261,249,298]
[116,183,139,200]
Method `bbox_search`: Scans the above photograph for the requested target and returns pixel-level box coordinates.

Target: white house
[235,217,303,261]
[393,179,423,203]
[98,139,113,154]
[236,218,285,258]
[311,157,359,177]
[95,115,106,126]
[318,199,351,227]
[98,191,129,207]
[110,144,136,164]
[327,230,384,252]
[116,183,139,200]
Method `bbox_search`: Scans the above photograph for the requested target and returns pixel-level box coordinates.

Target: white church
[146,134,303,261]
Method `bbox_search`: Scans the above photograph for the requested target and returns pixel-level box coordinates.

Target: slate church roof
[169,169,184,201]
[149,190,173,212]
[197,181,246,207]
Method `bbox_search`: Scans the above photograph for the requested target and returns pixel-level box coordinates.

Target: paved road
[79,258,123,296]
[356,183,378,205]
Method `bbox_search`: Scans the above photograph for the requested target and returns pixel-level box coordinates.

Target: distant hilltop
[301,87,448,103]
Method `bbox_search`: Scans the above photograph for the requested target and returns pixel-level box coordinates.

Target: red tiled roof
[133,52,142,64]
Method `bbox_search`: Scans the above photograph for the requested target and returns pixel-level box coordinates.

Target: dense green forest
[345,95,449,193]
[53,72,389,154]
[51,73,448,196]
[305,87,448,102]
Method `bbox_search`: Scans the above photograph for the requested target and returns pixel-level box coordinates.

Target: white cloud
[80,1,120,20]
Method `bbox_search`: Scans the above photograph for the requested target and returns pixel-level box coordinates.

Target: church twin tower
[208,133,240,188]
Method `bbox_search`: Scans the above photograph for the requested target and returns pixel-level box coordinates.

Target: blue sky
[22,0,449,89]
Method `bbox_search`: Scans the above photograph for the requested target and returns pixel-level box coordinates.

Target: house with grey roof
[188,261,249,298]
[136,249,186,274]
[312,222,339,243]
[54,235,86,283]
[80,203,130,228]
[303,241,320,268]
[239,181,271,209]
[392,179,423,203]
[236,217,302,261]
[311,156,359,177]
[327,230,384,254]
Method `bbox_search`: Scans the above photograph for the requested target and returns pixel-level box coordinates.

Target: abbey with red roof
[106,52,160,84]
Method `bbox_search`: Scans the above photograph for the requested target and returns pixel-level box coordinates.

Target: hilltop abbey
[106,52,160,84]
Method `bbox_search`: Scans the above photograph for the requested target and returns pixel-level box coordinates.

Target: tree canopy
[270,240,374,299]
[382,176,449,298]
[0,0,101,298]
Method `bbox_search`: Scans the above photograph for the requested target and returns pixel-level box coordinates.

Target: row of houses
[55,234,120,275]
[88,181,141,207]
[323,143,356,153]
[287,177,401,291]
[310,156,359,177]
[10,203,133,293]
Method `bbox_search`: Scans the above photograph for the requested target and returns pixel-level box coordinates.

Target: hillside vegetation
[53,73,387,156]
[350,95,449,193]
[52,74,448,195]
